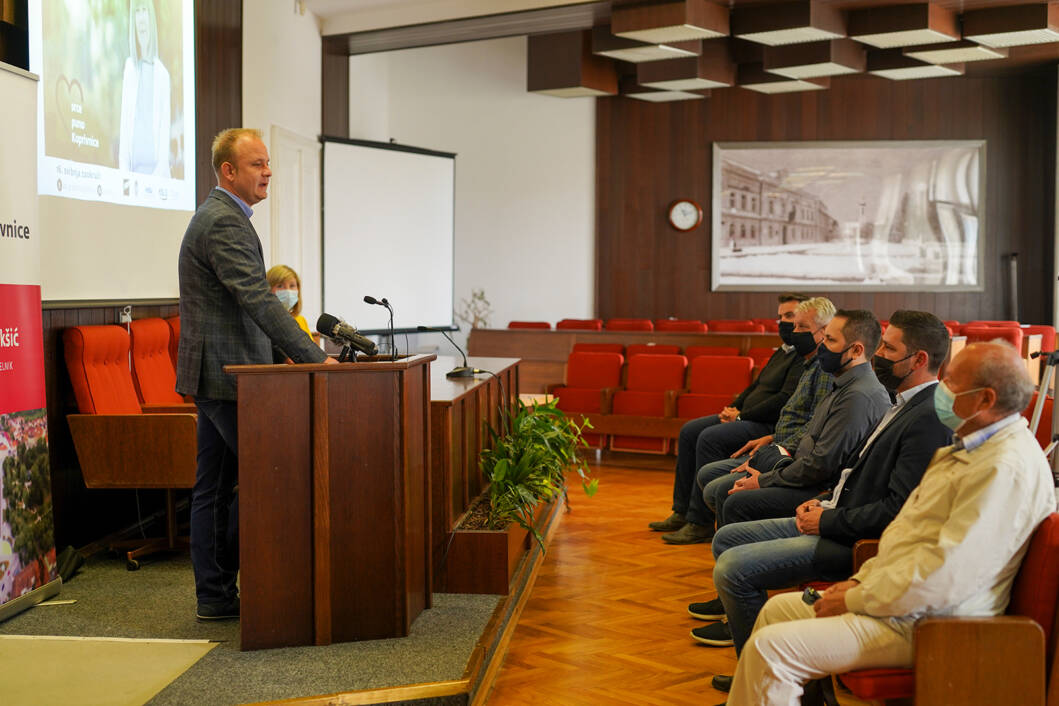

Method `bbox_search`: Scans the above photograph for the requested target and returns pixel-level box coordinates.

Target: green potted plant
[444,399,597,594]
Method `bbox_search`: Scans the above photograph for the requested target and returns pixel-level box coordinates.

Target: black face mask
[790,330,818,357]
[873,353,915,392]
[778,321,795,346]
[817,342,854,375]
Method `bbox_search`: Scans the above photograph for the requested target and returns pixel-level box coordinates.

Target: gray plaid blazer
[176,188,327,400]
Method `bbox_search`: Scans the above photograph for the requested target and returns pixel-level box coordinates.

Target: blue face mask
[933,381,986,432]
[275,289,298,311]
[816,342,854,375]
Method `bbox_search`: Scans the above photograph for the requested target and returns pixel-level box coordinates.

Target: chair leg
[108,489,190,570]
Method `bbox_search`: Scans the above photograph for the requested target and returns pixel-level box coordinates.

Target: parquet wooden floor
[484,458,871,706]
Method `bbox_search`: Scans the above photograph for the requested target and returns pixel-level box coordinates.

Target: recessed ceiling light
[638,39,736,90]
[591,26,702,64]
[739,63,831,92]
[867,50,965,79]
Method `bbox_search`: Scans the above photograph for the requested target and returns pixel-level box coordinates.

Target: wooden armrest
[852,539,879,572]
[663,389,684,417]
[67,413,198,489]
[600,387,617,414]
[914,616,1044,706]
[142,402,197,414]
[545,382,562,396]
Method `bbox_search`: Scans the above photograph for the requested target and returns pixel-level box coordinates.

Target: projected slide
[28,0,195,211]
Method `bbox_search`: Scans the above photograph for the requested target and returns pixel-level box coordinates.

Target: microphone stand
[417,325,477,378]
[383,298,396,361]
[338,345,356,363]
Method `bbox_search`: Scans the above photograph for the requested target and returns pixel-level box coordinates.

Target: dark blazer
[816,382,953,549]
[176,188,327,400]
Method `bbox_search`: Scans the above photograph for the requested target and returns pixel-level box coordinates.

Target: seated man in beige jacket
[724,341,1056,706]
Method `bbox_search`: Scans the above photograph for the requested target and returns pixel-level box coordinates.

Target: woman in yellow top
[266,264,315,341]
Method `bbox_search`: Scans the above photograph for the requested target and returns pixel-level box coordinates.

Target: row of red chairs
[572,342,776,372]
[509,318,774,333]
[551,351,757,454]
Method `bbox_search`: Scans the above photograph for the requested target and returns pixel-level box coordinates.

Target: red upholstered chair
[676,355,754,418]
[129,318,187,406]
[967,320,1020,327]
[654,319,707,333]
[839,514,1059,705]
[1023,392,1055,450]
[165,316,180,370]
[610,354,687,454]
[507,321,551,329]
[552,352,624,448]
[963,325,1024,350]
[753,318,780,333]
[686,345,741,359]
[626,343,682,357]
[572,342,625,355]
[605,318,654,332]
[63,325,196,569]
[708,319,766,333]
[747,346,777,373]
[556,318,603,331]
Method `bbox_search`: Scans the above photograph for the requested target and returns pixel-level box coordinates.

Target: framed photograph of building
[711,140,986,292]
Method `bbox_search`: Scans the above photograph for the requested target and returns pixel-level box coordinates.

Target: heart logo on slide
[54,75,84,138]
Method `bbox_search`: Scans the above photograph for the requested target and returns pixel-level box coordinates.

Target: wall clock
[668,199,702,231]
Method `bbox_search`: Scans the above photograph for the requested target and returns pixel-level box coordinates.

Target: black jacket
[816,382,953,548]
[732,347,805,425]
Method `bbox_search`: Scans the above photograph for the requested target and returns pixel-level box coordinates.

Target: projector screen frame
[319,135,458,336]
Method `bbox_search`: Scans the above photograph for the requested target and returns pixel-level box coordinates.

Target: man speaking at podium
[177,128,335,621]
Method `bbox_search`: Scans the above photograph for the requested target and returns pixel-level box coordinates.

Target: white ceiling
[303,0,594,35]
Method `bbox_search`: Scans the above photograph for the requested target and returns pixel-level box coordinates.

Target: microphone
[317,313,378,356]
[417,325,480,378]
[364,295,397,361]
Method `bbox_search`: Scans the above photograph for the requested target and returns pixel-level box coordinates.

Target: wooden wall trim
[595,71,1057,325]
[194,0,243,204]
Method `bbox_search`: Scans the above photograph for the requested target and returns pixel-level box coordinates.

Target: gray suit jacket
[176,188,327,400]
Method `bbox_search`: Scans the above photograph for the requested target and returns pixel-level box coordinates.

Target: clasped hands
[725,434,775,495]
[813,580,857,618]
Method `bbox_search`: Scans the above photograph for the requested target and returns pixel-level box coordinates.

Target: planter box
[444,498,555,595]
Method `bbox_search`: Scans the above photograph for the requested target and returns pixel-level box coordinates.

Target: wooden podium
[226,354,435,651]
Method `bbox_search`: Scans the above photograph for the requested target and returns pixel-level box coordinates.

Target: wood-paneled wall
[596,70,1057,325]
[46,2,241,548]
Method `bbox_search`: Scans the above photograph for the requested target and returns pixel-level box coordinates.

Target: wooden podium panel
[230,354,434,651]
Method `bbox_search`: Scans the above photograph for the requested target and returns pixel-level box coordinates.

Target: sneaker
[688,597,725,621]
[712,675,733,692]
[196,597,240,621]
[691,621,734,646]
[662,523,714,544]
[648,512,686,532]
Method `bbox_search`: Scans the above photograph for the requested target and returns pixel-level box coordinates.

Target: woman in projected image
[118,0,171,177]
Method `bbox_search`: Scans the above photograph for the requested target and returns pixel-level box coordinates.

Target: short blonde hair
[797,297,836,329]
[211,128,262,178]
[266,264,302,317]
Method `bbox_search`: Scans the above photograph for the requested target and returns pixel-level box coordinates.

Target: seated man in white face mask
[722,340,1056,706]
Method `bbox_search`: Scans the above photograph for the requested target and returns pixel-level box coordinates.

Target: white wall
[348,36,596,351]
[241,1,323,318]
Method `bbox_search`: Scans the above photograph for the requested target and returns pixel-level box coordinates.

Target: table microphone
[364,295,397,360]
[417,325,482,378]
[317,313,378,356]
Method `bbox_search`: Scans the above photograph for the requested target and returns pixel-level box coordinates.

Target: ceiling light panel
[903,40,1008,63]
[848,4,959,49]
[627,90,709,102]
[867,49,964,80]
[763,39,866,78]
[527,30,618,97]
[739,63,831,92]
[637,39,736,90]
[732,1,845,47]
[964,4,1059,48]
[613,0,729,44]
[591,26,701,63]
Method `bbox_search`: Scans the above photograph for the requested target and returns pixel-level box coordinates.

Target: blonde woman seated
[267,265,316,343]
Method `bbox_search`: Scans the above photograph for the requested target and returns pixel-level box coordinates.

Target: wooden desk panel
[468,329,781,392]
[429,356,519,592]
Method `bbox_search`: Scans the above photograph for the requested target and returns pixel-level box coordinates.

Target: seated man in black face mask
[701,309,891,529]
[686,311,953,669]
[649,293,811,544]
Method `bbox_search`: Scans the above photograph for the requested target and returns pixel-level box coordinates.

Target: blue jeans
[190,398,240,606]
[712,518,852,655]
[673,417,771,526]
[700,457,749,525]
